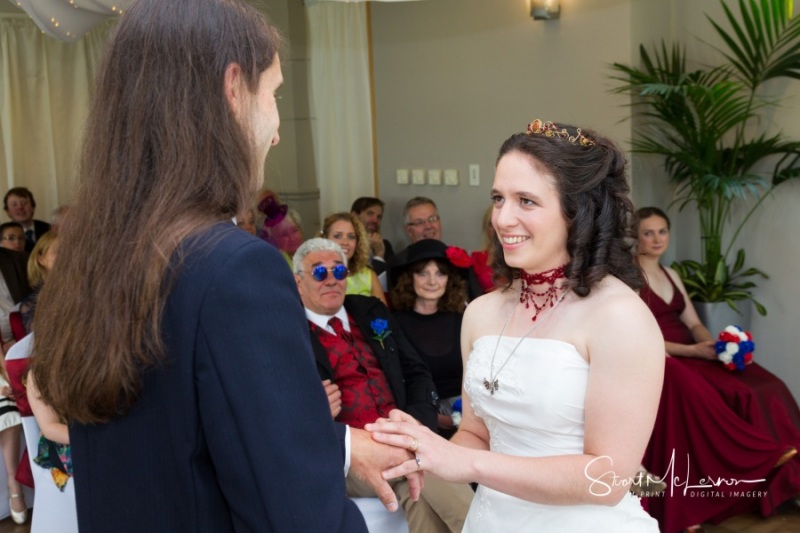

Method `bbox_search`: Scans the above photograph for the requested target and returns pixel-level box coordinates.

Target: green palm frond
[609,0,800,315]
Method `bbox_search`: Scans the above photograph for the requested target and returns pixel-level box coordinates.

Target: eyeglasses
[1,235,24,242]
[303,264,349,282]
[406,215,440,227]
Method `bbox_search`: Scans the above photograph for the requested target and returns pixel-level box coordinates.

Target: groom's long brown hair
[31,0,282,424]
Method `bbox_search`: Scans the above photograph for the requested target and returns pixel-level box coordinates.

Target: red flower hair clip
[445,246,472,268]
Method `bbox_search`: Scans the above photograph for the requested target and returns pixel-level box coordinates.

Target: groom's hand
[350,427,423,511]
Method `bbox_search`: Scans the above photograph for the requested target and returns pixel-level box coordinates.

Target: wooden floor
[0,503,798,533]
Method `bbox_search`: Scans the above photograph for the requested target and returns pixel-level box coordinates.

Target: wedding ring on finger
[415,455,422,471]
[408,438,420,452]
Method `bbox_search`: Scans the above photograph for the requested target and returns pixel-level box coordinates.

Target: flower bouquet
[714,325,755,372]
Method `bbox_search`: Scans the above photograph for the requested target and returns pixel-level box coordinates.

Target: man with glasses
[396,197,483,300]
[0,223,26,253]
[403,196,442,243]
[294,238,473,533]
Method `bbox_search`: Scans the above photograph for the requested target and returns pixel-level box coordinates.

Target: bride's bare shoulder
[464,287,519,324]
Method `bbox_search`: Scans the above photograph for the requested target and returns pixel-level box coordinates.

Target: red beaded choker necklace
[519,264,567,322]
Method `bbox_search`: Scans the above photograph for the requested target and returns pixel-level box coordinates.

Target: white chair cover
[22,416,78,533]
[7,333,78,533]
[351,497,409,533]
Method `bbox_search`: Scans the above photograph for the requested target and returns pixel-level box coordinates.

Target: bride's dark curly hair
[492,122,642,297]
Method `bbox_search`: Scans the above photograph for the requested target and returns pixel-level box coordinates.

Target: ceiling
[0,3,22,13]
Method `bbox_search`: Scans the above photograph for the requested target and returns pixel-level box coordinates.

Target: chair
[351,497,408,533]
[6,333,78,533]
[21,416,78,533]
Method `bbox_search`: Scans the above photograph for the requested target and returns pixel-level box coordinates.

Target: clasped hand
[323,382,425,512]
[366,409,470,485]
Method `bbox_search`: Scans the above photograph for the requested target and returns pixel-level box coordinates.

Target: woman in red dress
[635,206,800,531]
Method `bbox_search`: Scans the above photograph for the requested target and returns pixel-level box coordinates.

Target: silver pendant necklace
[483,287,570,395]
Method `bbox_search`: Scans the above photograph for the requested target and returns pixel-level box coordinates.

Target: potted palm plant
[611,0,800,326]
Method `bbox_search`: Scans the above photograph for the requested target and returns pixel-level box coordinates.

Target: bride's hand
[366,410,474,484]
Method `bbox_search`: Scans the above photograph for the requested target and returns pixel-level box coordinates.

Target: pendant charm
[483,378,499,395]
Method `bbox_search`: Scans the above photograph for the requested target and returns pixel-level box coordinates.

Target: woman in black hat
[390,239,468,436]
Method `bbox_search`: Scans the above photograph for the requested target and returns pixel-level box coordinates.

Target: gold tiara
[526,119,596,147]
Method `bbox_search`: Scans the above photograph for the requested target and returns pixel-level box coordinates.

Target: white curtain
[307,1,375,217]
[0,15,113,218]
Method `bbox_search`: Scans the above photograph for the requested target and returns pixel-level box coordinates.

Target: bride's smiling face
[491,150,570,273]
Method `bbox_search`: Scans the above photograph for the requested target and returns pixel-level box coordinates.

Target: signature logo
[584,451,766,497]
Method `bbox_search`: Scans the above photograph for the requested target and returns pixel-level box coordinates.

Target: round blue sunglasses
[306,264,348,282]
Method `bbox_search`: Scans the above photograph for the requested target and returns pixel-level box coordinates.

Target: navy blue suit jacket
[70,224,367,532]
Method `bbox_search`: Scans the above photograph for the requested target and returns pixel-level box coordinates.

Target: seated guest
[0,349,25,524]
[3,187,50,252]
[18,232,58,333]
[469,206,498,294]
[3,232,59,492]
[321,213,387,305]
[390,239,467,436]
[351,196,394,267]
[395,197,482,300]
[0,223,26,253]
[26,370,70,445]
[258,192,303,267]
[635,207,800,530]
[636,207,800,445]
[293,238,473,533]
[402,196,442,244]
[0,246,32,353]
[25,369,73,494]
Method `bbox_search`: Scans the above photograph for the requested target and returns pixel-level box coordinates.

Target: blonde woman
[16,232,58,334]
[0,233,56,526]
[321,213,387,305]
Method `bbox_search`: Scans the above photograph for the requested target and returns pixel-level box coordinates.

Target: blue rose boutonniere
[370,318,391,349]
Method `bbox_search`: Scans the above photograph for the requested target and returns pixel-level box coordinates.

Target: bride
[368,120,664,530]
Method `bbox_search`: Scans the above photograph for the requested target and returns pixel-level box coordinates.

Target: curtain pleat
[307,2,375,217]
[0,16,112,215]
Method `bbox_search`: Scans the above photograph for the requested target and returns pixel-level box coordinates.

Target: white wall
[370,0,799,399]
[370,0,634,251]
[668,0,800,398]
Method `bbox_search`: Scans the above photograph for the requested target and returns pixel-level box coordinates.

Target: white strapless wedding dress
[462,337,657,532]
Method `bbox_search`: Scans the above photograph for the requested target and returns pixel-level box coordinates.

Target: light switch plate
[469,164,480,186]
[444,169,459,186]
[412,169,426,185]
[428,169,442,185]
[396,169,409,185]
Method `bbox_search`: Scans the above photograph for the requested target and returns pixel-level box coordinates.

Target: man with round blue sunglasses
[293,238,474,533]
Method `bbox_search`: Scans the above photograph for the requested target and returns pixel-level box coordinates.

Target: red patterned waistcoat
[310,315,397,429]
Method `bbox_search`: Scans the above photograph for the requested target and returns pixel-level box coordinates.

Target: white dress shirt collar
[304,306,350,334]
